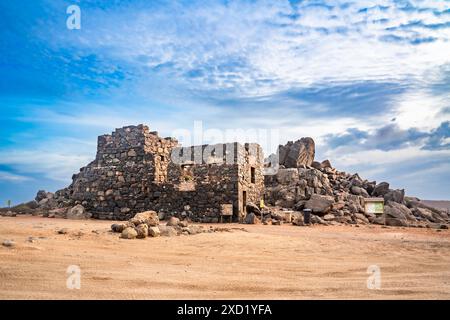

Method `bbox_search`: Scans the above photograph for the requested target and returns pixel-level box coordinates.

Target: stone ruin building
[22,124,448,228]
[61,124,265,222]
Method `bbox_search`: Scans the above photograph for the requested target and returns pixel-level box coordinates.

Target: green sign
[365,201,384,215]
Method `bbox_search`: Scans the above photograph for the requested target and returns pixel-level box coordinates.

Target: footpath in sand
[1,215,450,299]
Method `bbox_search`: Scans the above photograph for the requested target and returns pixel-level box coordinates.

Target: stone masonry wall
[62,125,265,221]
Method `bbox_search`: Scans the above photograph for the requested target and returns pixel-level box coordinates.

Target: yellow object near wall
[260,199,265,209]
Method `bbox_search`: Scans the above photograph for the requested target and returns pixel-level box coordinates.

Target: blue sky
[1,0,450,205]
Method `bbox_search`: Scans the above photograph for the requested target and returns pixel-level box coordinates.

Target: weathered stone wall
[66,125,178,219]
[62,125,265,221]
[155,142,265,222]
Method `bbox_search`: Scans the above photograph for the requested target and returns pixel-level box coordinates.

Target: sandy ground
[1,215,450,300]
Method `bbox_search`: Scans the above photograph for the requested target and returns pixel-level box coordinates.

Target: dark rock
[311,161,322,169]
[350,186,369,197]
[57,228,68,234]
[384,189,405,204]
[246,202,261,215]
[2,240,15,248]
[35,190,47,202]
[111,223,129,233]
[321,159,332,169]
[244,212,260,224]
[385,201,415,227]
[305,194,334,216]
[372,182,390,197]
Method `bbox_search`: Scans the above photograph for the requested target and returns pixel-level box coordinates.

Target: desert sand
[1,215,450,299]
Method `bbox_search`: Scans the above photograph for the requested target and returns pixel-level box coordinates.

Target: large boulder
[413,208,446,223]
[66,205,92,220]
[372,182,390,197]
[278,138,315,168]
[35,190,48,202]
[384,201,416,226]
[275,168,299,185]
[246,202,261,215]
[321,159,332,169]
[130,210,159,227]
[244,212,260,224]
[305,194,334,216]
[350,186,369,198]
[405,198,448,219]
[384,189,405,204]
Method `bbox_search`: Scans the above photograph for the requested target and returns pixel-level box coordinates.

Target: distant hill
[422,200,450,212]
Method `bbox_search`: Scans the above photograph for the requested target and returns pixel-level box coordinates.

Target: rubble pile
[263,139,449,228]
[109,211,243,239]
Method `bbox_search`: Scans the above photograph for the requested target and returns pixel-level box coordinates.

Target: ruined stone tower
[64,124,264,222]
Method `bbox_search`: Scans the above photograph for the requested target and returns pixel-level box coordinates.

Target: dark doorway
[242,190,247,215]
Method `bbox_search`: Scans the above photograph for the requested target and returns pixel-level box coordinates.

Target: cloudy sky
[1,0,449,204]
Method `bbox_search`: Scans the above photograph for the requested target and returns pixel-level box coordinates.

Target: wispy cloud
[0,171,32,182]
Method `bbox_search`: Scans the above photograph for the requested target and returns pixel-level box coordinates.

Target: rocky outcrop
[264,138,449,228]
[278,138,315,168]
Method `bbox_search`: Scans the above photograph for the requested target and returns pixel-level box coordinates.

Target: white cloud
[39,0,450,97]
[0,137,95,182]
[0,171,32,182]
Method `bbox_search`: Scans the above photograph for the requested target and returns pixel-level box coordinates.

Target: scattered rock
[121,227,138,239]
[135,224,148,239]
[2,240,15,248]
[111,223,128,233]
[130,210,159,227]
[57,228,68,234]
[159,225,178,237]
[148,226,161,237]
[166,216,180,227]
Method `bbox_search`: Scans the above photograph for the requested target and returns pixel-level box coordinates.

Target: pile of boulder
[263,139,449,228]
[110,210,218,239]
[0,190,91,220]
